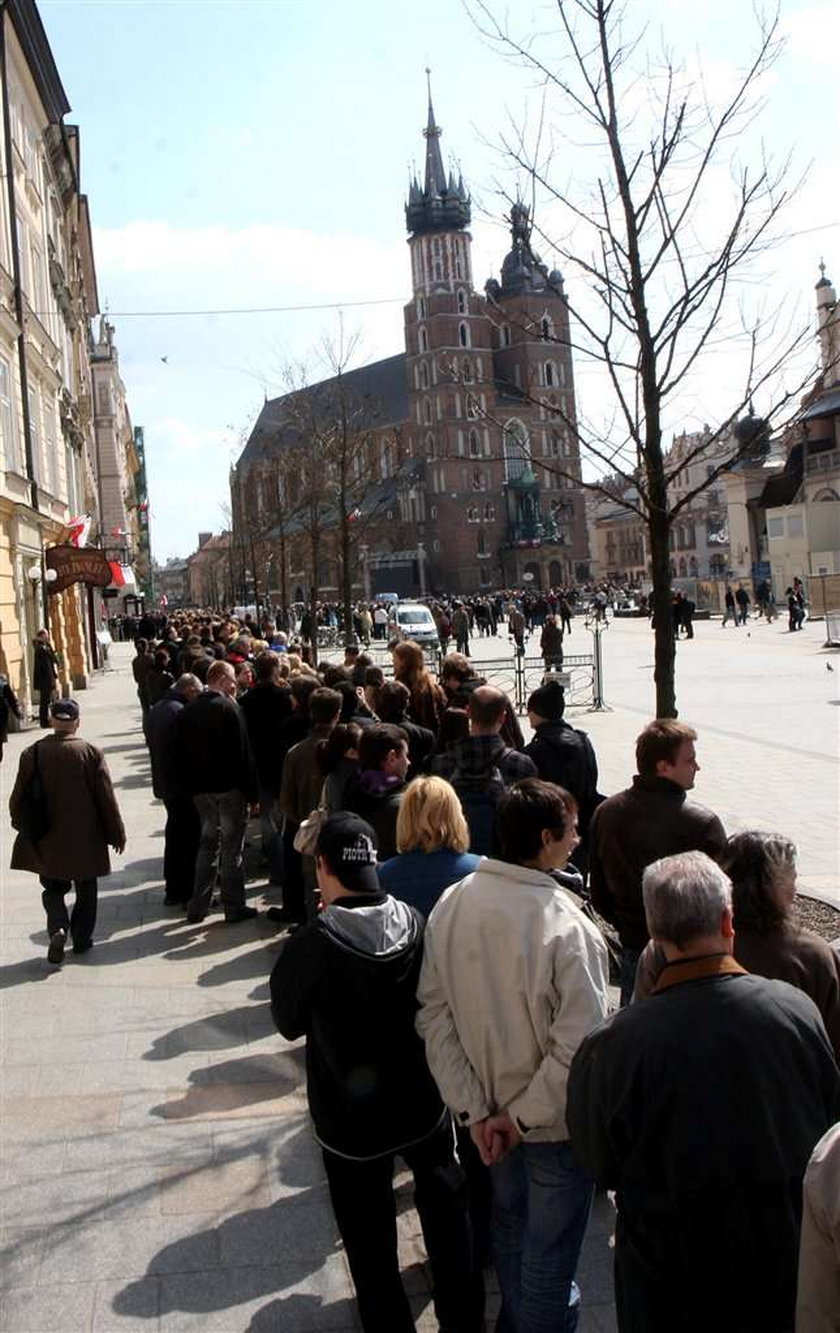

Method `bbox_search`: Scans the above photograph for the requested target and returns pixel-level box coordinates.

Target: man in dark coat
[524,680,600,871]
[239,651,292,887]
[589,719,726,1004]
[179,660,258,925]
[145,673,202,906]
[568,850,840,1333]
[9,698,125,964]
[32,629,58,727]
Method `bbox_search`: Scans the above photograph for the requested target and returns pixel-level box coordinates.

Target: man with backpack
[432,686,536,854]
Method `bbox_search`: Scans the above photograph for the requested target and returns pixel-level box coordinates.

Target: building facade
[231,92,591,603]
[0,0,138,713]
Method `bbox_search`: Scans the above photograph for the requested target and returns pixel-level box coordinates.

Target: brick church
[231,89,591,602]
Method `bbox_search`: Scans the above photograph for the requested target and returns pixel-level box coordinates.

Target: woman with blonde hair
[392,639,445,734]
[378,775,481,918]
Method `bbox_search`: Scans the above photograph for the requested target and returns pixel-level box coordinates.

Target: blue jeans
[491,1139,593,1332]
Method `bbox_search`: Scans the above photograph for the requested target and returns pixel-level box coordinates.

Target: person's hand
[469,1113,521,1166]
[113,840,126,855]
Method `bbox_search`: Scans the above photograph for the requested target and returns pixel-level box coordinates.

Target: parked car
[387,602,440,650]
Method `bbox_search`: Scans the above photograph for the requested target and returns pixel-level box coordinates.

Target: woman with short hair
[378,775,481,918]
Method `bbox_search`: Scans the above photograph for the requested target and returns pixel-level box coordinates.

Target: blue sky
[39,0,838,560]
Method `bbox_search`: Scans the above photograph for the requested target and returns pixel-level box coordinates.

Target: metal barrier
[317,640,604,714]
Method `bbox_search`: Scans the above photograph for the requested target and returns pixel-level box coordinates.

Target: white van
[387,602,440,650]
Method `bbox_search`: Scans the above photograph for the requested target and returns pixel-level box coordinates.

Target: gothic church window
[503,419,530,481]
[469,429,480,457]
[484,502,495,521]
[545,362,557,387]
[457,290,468,315]
[458,322,470,348]
[467,505,479,522]
[462,359,473,383]
[419,326,428,353]
[419,362,429,390]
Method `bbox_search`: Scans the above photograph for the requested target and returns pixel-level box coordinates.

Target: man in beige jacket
[797,1121,840,1332]
[417,777,610,1331]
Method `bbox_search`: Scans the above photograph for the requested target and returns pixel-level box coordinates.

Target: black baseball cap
[50,698,80,721]
[316,813,380,894]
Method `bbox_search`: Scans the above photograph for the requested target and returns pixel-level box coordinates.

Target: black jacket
[177,690,257,800]
[32,642,57,692]
[145,691,188,801]
[270,894,445,1159]
[343,773,406,860]
[568,964,840,1333]
[589,776,727,949]
[524,721,599,829]
[239,682,293,789]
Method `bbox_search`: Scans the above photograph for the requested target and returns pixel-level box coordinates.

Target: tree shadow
[113,1190,346,1323]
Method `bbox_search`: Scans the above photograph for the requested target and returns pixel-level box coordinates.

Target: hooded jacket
[270,893,445,1159]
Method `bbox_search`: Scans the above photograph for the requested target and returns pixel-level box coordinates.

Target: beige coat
[796,1122,840,1332]
[9,733,125,880]
[416,858,610,1140]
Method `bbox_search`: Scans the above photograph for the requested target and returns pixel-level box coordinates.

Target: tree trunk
[339,481,353,645]
[647,504,677,718]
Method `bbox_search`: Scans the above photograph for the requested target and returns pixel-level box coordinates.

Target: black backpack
[450,761,508,856]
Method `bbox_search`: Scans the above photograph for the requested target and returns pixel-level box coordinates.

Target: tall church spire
[406,72,470,237]
[423,69,447,199]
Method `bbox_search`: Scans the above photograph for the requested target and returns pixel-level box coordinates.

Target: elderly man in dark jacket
[145,673,202,906]
[589,719,726,1003]
[9,698,125,964]
[180,660,258,925]
[568,850,840,1333]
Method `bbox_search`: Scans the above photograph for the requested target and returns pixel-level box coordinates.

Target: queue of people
[6,612,840,1333]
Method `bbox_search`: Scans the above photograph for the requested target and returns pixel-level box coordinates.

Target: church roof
[237,353,409,467]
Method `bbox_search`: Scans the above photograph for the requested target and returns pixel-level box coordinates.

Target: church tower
[403,80,501,593]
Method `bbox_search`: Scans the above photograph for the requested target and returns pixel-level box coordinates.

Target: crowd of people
[6,601,839,1333]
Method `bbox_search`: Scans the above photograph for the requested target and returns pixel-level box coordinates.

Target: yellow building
[0,0,113,715]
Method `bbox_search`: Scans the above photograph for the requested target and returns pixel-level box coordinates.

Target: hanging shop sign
[45,544,113,595]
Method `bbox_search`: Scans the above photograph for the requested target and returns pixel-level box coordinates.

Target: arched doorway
[548,559,563,588]
[523,561,542,588]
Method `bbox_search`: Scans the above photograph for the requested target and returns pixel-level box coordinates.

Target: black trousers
[322,1118,483,1333]
[38,687,52,727]
[40,876,97,946]
[163,796,200,902]
[281,823,305,922]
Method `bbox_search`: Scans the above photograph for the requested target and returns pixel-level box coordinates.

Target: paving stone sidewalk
[0,646,617,1332]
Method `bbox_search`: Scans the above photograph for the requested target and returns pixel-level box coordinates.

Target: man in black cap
[270,812,481,1333]
[524,679,601,873]
[9,698,125,965]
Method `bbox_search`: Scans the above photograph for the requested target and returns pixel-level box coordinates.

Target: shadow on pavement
[194,940,282,987]
[149,1052,301,1120]
[143,1004,277,1059]
[0,957,61,989]
[246,1293,359,1331]
[113,1190,343,1323]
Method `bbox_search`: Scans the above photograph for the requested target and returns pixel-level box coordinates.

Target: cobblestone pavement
[1,614,835,1331]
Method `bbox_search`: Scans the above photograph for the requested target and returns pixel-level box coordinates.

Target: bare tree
[470,0,817,715]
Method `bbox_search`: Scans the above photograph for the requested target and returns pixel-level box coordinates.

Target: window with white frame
[469,429,480,458]
[467,504,479,522]
[419,325,428,353]
[0,356,20,472]
[43,396,58,494]
[425,432,436,459]
[28,383,42,482]
[419,362,429,390]
[545,362,557,387]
